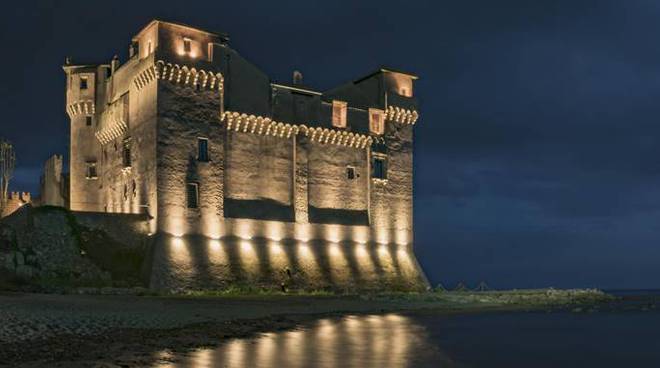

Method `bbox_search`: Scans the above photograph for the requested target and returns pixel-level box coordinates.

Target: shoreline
[0,289,613,367]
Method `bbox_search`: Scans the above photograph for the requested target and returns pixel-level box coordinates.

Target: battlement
[1,191,31,218]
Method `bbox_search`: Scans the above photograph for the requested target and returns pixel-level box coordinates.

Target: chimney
[111,55,120,73]
[293,70,303,85]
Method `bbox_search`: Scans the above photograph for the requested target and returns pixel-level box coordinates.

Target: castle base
[149,233,429,292]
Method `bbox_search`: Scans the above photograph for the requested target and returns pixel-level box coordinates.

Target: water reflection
[157,314,446,368]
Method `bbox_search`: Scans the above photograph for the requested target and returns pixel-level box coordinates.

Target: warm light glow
[296,242,321,279]
[352,226,369,244]
[172,236,185,248]
[266,221,284,241]
[395,229,409,246]
[255,332,277,367]
[327,243,349,284]
[238,240,259,276]
[235,219,253,240]
[295,224,311,242]
[324,225,343,243]
[207,239,227,266]
[225,339,246,366]
[377,244,393,269]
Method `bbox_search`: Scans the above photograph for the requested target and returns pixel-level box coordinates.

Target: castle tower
[63,61,110,211]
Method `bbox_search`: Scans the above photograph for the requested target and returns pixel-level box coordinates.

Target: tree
[0,139,16,214]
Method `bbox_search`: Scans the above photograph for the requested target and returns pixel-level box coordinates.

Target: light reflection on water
[157,314,449,368]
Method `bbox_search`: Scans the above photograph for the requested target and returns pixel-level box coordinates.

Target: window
[198,138,209,162]
[123,184,128,200]
[332,100,347,128]
[186,183,199,209]
[80,76,88,90]
[132,180,137,198]
[122,140,131,168]
[346,166,356,180]
[369,108,385,135]
[183,38,192,53]
[85,162,98,179]
[372,155,387,180]
[147,40,152,55]
[85,116,93,126]
[207,43,214,62]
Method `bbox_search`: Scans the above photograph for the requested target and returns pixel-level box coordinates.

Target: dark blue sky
[2,0,659,289]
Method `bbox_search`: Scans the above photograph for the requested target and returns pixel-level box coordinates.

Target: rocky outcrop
[0,205,149,288]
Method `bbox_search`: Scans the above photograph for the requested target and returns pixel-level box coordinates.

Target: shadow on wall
[224,198,295,222]
[149,233,426,292]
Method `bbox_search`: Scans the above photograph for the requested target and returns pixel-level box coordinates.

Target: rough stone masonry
[61,19,428,292]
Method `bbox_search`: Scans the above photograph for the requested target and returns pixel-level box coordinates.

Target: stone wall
[0,206,150,286]
[149,232,427,292]
[1,192,30,219]
[0,206,108,283]
[63,20,427,292]
[40,155,67,208]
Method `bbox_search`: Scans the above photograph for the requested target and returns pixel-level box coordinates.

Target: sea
[160,290,660,368]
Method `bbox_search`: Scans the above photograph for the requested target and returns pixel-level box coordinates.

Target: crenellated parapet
[133,64,159,90]
[385,105,419,125]
[221,111,374,148]
[66,100,95,118]
[134,60,224,92]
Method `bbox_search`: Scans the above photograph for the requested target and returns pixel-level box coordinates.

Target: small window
[372,156,387,180]
[85,116,93,126]
[369,108,385,135]
[186,183,199,209]
[183,38,192,53]
[86,162,98,179]
[132,180,137,198]
[346,166,356,180]
[147,40,152,55]
[122,142,131,168]
[198,138,209,162]
[332,100,347,128]
[80,76,88,90]
[123,184,128,200]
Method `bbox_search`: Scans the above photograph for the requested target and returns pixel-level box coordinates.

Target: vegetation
[0,139,16,215]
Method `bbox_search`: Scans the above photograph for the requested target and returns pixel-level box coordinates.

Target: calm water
[159,291,660,368]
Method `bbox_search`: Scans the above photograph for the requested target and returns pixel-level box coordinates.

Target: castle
[63,20,428,291]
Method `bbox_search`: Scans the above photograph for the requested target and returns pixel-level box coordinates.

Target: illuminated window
[85,162,97,179]
[80,76,88,90]
[85,116,93,126]
[346,166,356,180]
[198,138,209,162]
[332,100,347,128]
[186,182,199,209]
[372,155,387,180]
[183,38,192,53]
[369,108,385,135]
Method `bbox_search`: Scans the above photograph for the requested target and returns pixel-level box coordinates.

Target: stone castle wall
[1,192,30,219]
[63,20,427,292]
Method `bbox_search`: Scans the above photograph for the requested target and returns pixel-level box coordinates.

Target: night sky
[2,0,659,290]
